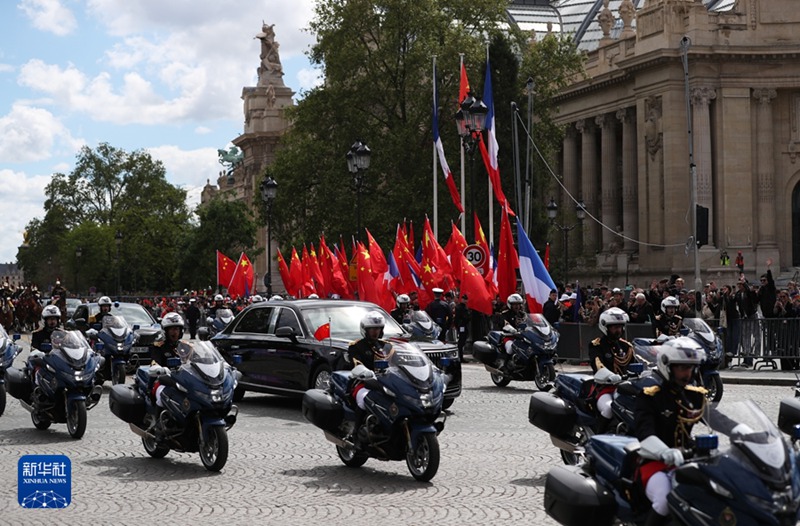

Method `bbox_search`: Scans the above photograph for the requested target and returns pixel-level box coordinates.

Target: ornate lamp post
[74,246,82,296]
[546,197,586,286]
[115,231,123,297]
[345,140,371,241]
[260,177,278,296]
[455,93,487,239]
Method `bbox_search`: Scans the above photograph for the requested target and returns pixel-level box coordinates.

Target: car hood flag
[433,60,464,214]
[216,250,236,288]
[516,219,556,313]
[314,321,331,341]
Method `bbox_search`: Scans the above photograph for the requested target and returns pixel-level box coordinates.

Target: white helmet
[656,337,706,382]
[661,296,680,313]
[308,293,319,299]
[161,312,184,330]
[396,294,410,307]
[251,295,264,303]
[598,307,629,336]
[270,294,283,301]
[98,296,112,306]
[42,305,61,320]
[360,311,385,339]
[507,293,524,308]
[214,294,224,302]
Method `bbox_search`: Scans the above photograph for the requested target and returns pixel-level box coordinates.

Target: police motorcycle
[5,330,103,439]
[88,315,138,385]
[545,399,800,526]
[403,310,441,340]
[198,308,234,341]
[472,313,558,389]
[108,340,239,472]
[302,341,448,482]
[0,324,22,416]
[633,318,724,402]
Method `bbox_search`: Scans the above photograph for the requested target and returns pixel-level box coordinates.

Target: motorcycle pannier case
[471,340,498,365]
[528,392,577,438]
[302,389,343,432]
[5,367,31,401]
[778,397,800,436]
[544,465,616,526]
[108,384,146,425]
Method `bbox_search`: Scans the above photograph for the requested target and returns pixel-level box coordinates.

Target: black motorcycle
[472,313,558,389]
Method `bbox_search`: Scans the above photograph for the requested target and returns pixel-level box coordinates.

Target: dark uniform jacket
[390,307,410,325]
[346,338,391,371]
[655,314,683,337]
[454,303,471,329]
[149,340,181,368]
[634,379,707,449]
[588,336,636,374]
[501,308,528,329]
[425,299,452,332]
[31,326,59,351]
[542,299,560,325]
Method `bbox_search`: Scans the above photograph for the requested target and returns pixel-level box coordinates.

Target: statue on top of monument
[255,22,284,86]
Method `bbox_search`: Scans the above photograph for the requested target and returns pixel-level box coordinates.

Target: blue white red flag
[433,61,464,214]
[516,219,556,313]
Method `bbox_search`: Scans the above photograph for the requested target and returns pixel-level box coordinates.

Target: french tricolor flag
[516,218,556,314]
[433,61,464,214]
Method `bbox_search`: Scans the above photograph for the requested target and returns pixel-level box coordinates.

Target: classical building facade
[509,0,799,284]
[201,22,294,294]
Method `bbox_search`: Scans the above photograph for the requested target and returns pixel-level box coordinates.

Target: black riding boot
[644,509,669,526]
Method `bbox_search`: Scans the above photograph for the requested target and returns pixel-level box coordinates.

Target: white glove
[350,364,375,381]
[502,324,517,334]
[30,349,45,359]
[594,367,622,385]
[149,365,169,376]
[660,448,684,467]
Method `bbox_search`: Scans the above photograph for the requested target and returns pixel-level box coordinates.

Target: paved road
[0,348,792,526]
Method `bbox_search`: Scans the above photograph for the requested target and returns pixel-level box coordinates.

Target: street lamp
[455,93,488,239]
[74,246,82,296]
[260,177,278,297]
[115,231,123,298]
[346,140,371,241]
[546,197,586,286]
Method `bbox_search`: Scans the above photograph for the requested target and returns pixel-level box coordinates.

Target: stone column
[596,114,618,251]
[577,118,599,256]
[562,124,579,213]
[754,88,778,246]
[617,107,637,253]
[691,87,716,245]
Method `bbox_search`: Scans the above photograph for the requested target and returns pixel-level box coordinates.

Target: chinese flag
[497,207,520,302]
[474,212,497,292]
[392,224,419,295]
[444,222,468,282]
[309,243,329,297]
[228,253,255,299]
[356,242,380,304]
[216,250,236,288]
[335,244,355,297]
[301,245,318,296]
[365,228,389,276]
[321,236,351,299]
[314,322,331,341]
[459,253,494,315]
[277,249,293,294]
[289,247,304,297]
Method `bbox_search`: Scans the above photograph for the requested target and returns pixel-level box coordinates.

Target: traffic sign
[464,244,489,275]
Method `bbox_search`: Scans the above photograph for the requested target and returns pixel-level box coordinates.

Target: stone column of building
[562,123,581,256]
[576,118,599,256]
[691,87,716,245]
[597,114,618,251]
[753,88,778,246]
[616,107,637,253]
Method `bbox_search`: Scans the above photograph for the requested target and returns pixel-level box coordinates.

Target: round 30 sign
[464,244,489,275]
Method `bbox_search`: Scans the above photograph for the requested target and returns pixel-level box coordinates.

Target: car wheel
[311,364,332,391]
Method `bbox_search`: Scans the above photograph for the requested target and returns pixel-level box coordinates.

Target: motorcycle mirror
[12,333,20,341]
[95,342,105,352]
[91,323,101,331]
[167,357,181,369]
[440,357,451,368]
[232,354,243,365]
[694,433,718,453]
[40,343,52,352]
[132,324,140,331]
[627,363,644,375]
[114,302,120,308]
[793,425,800,441]
[374,360,389,371]
[679,327,690,337]
[65,319,77,330]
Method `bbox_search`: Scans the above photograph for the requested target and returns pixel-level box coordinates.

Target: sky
[0,0,321,264]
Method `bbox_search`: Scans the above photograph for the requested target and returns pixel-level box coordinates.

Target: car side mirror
[275,326,295,339]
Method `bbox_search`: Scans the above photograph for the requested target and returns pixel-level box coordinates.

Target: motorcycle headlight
[709,479,733,499]
[210,389,223,403]
[383,386,396,398]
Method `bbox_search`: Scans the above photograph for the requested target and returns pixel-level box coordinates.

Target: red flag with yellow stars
[289,247,304,297]
[459,253,493,315]
[497,206,520,302]
[216,250,236,288]
[356,242,380,304]
[309,243,328,296]
[444,222,468,282]
[277,249,293,295]
[365,228,389,277]
[227,253,255,299]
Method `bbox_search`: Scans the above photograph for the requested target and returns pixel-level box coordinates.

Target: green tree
[177,195,260,290]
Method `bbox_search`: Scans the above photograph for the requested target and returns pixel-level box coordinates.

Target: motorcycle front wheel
[199,426,229,472]
[336,445,368,468]
[490,371,511,387]
[112,363,126,385]
[705,374,723,403]
[66,399,87,439]
[0,383,5,416]
[535,363,556,390]
[406,432,440,482]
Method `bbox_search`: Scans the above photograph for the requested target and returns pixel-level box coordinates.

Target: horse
[0,299,14,331]
[15,291,42,333]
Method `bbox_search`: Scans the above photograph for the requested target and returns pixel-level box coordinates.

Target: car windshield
[301,304,405,340]
[90,303,155,326]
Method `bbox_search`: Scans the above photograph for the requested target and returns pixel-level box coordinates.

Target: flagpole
[433,55,439,239]
[485,41,495,248]
[459,53,466,236]
[215,250,220,294]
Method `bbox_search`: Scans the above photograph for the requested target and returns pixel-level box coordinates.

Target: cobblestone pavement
[0,344,792,526]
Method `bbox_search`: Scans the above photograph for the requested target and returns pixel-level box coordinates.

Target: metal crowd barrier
[728,317,800,370]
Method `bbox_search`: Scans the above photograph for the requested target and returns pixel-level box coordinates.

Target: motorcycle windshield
[520,313,558,349]
[706,400,790,484]
[216,309,234,325]
[0,323,9,351]
[683,318,716,347]
[387,345,433,386]
[176,341,225,383]
[405,310,438,340]
[102,315,130,341]
[50,330,90,366]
